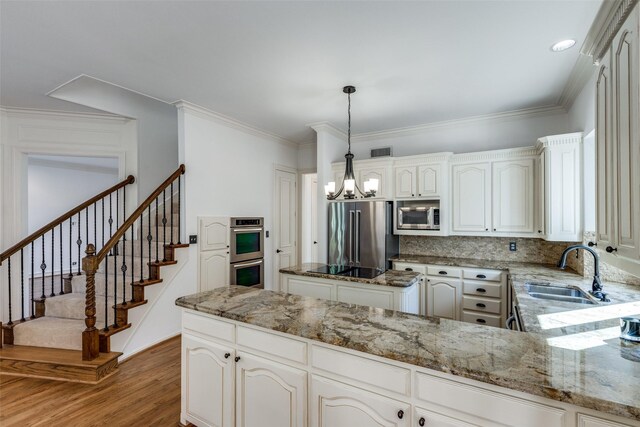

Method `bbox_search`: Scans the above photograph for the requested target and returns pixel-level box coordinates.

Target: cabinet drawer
[462,268,502,282]
[462,296,501,314]
[237,326,307,364]
[462,310,502,327]
[394,262,427,274]
[183,310,235,343]
[427,266,461,278]
[463,280,502,298]
[311,345,411,396]
[415,372,565,427]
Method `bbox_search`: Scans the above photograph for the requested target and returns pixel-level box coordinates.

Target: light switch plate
[189,235,197,244]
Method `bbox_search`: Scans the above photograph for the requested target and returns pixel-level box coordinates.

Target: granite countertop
[280,263,421,288]
[176,286,640,421]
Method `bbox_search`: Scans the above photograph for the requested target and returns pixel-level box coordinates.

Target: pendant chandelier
[324,85,379,200]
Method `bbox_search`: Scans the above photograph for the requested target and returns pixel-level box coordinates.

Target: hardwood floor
[0,336,182,427]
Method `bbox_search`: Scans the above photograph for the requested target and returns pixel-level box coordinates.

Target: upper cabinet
[451,152,536,237]
[418,164,441,197]
[331,159,391,200]
[595,4,640,270]
[536,134,583,242]
[394,166,416,198]
[393,154,449,199]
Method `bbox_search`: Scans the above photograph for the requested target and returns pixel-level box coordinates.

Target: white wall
[568,72,597,134]
[48,75,178,202]
[298,142,317,171]
[348,108,569,160]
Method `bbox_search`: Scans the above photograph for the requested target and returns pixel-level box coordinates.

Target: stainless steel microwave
[397,206,440,230]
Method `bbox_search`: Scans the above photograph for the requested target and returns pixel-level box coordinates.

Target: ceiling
[1,1,602,143]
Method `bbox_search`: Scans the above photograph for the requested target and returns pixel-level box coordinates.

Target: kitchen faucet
[557,244,609,302]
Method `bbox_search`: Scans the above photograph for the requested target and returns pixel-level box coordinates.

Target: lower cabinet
[311,376,410,427]
[426,278,462,320]
[182,334,234,427]
[236,352,307,427]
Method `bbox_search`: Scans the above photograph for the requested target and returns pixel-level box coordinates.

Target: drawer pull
[476,303,486,308]
[476,318,487,324]
[476,288,486,293]
[419,417,426,426]
[476,274,486,279]
[224,352,231,359]
[235,356,241,362]
[405,268,413,271]
[397,410,404,419]
[438,271,448,275]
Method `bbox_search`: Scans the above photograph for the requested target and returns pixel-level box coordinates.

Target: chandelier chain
[347,92,351,153]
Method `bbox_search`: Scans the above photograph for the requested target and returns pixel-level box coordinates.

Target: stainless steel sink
[525,282,596,305]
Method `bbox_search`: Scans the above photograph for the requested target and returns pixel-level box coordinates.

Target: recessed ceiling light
[551,39,576,52]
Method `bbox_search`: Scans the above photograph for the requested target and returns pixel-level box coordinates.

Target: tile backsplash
[400,235,583,270]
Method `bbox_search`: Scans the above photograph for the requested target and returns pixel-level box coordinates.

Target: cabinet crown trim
[536,132,583,150]
[582,0,639,65]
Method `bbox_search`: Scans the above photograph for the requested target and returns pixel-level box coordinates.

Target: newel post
[82,244,99,361]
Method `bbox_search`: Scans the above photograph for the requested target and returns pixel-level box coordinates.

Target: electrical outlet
[509,241,517,252]
[189,235,197,244]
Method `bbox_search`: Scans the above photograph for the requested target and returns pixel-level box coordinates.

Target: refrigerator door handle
[355,210,361,265]
[348,210,354,265]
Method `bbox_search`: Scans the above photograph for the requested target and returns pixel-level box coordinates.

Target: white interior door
[274,167,297,291]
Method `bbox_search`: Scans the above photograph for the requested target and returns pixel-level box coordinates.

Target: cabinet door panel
[359,167,387,199]
[427,278,461,320]
[452,163,491,232]
[492,160,534,233]
[236,353,307,427]
[199,251,229,292]
[311,376,409,427]
[614,24,640,258]
[336,285,394,310]
[596,60,614,246]
[417,164,440,197]
[200,217,229,251]
[394,167,416,198]
[182,334,234,427]
[415,407,475,427]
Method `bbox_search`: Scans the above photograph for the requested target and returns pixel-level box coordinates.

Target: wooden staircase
[0,165,186,383]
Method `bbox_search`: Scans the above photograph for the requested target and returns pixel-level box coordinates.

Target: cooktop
[307,265,384,279]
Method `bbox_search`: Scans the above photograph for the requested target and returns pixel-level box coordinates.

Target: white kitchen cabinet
[394,166,417,198]
[393,262,427,315]
[337,285,395,310]
[595,5,640,273]
[492,159,534,233]
[417,164,441,197]
[182,334,234,427]
[311,376,410,427]
[331,160,391,200]
[427,277,462,320]
[199,251,230,292]
[199,217,229,251]
[414,407,475,427]
[536,151,546,236]
[578,414,636,427]
[451,162,491,233]
[236,352,307,427]
[359,166,388,199]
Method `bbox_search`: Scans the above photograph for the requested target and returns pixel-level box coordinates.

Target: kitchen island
[279,263,422,314]
[176,286,640,427]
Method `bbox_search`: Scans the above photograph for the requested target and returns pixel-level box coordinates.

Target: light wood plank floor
[0,336,182,427]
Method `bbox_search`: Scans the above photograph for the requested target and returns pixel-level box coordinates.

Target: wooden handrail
[0,175,135,264]
[95,165,185,263]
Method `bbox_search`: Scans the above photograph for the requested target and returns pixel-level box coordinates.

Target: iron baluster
[155,197,159,263]
[102,197,105,248]
[94,202,97,251]
[121,232,127,306]
[7,258,12,325]
[30,242,35,319]
[147,205,152,279]
[59,225,64,294]
[41,235,46,299]
[50,229,55,297]
[116,189,119,234]
[108,193,113,254]
[69,219,72,277]
[177,175,181,244]
[113,241,118,327]
[104,247,109,331]
[20,249,25,321]
[170,182,174,245]
[76,213,82,275]
[139,216,144,283]
[85,208,89,248]
[131,222,134,292]
[162,189,167,261]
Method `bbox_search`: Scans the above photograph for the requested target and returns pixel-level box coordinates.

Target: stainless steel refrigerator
[328,200,399,271]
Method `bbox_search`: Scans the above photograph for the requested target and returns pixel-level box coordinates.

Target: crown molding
[307,121,347,141]
[175,100,298,149]
[0,105,129,122]
[536,132,583,151]
[582,0,639,65]
[347,105,566,143]
[450,146,538,163]
[557,54,597,110]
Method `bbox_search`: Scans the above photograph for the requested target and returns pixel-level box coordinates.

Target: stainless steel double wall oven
[229,217,264,288]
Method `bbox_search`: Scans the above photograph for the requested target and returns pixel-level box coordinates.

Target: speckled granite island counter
[280,262,421,287]
[176,286,640,426]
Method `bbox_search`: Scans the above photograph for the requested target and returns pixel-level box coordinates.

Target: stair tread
[99,323,131,337]
[114,299,147,310]
[12,317,87,350]
[148,260,178,267]
[0,345,121,367]
[131,278,163,286]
